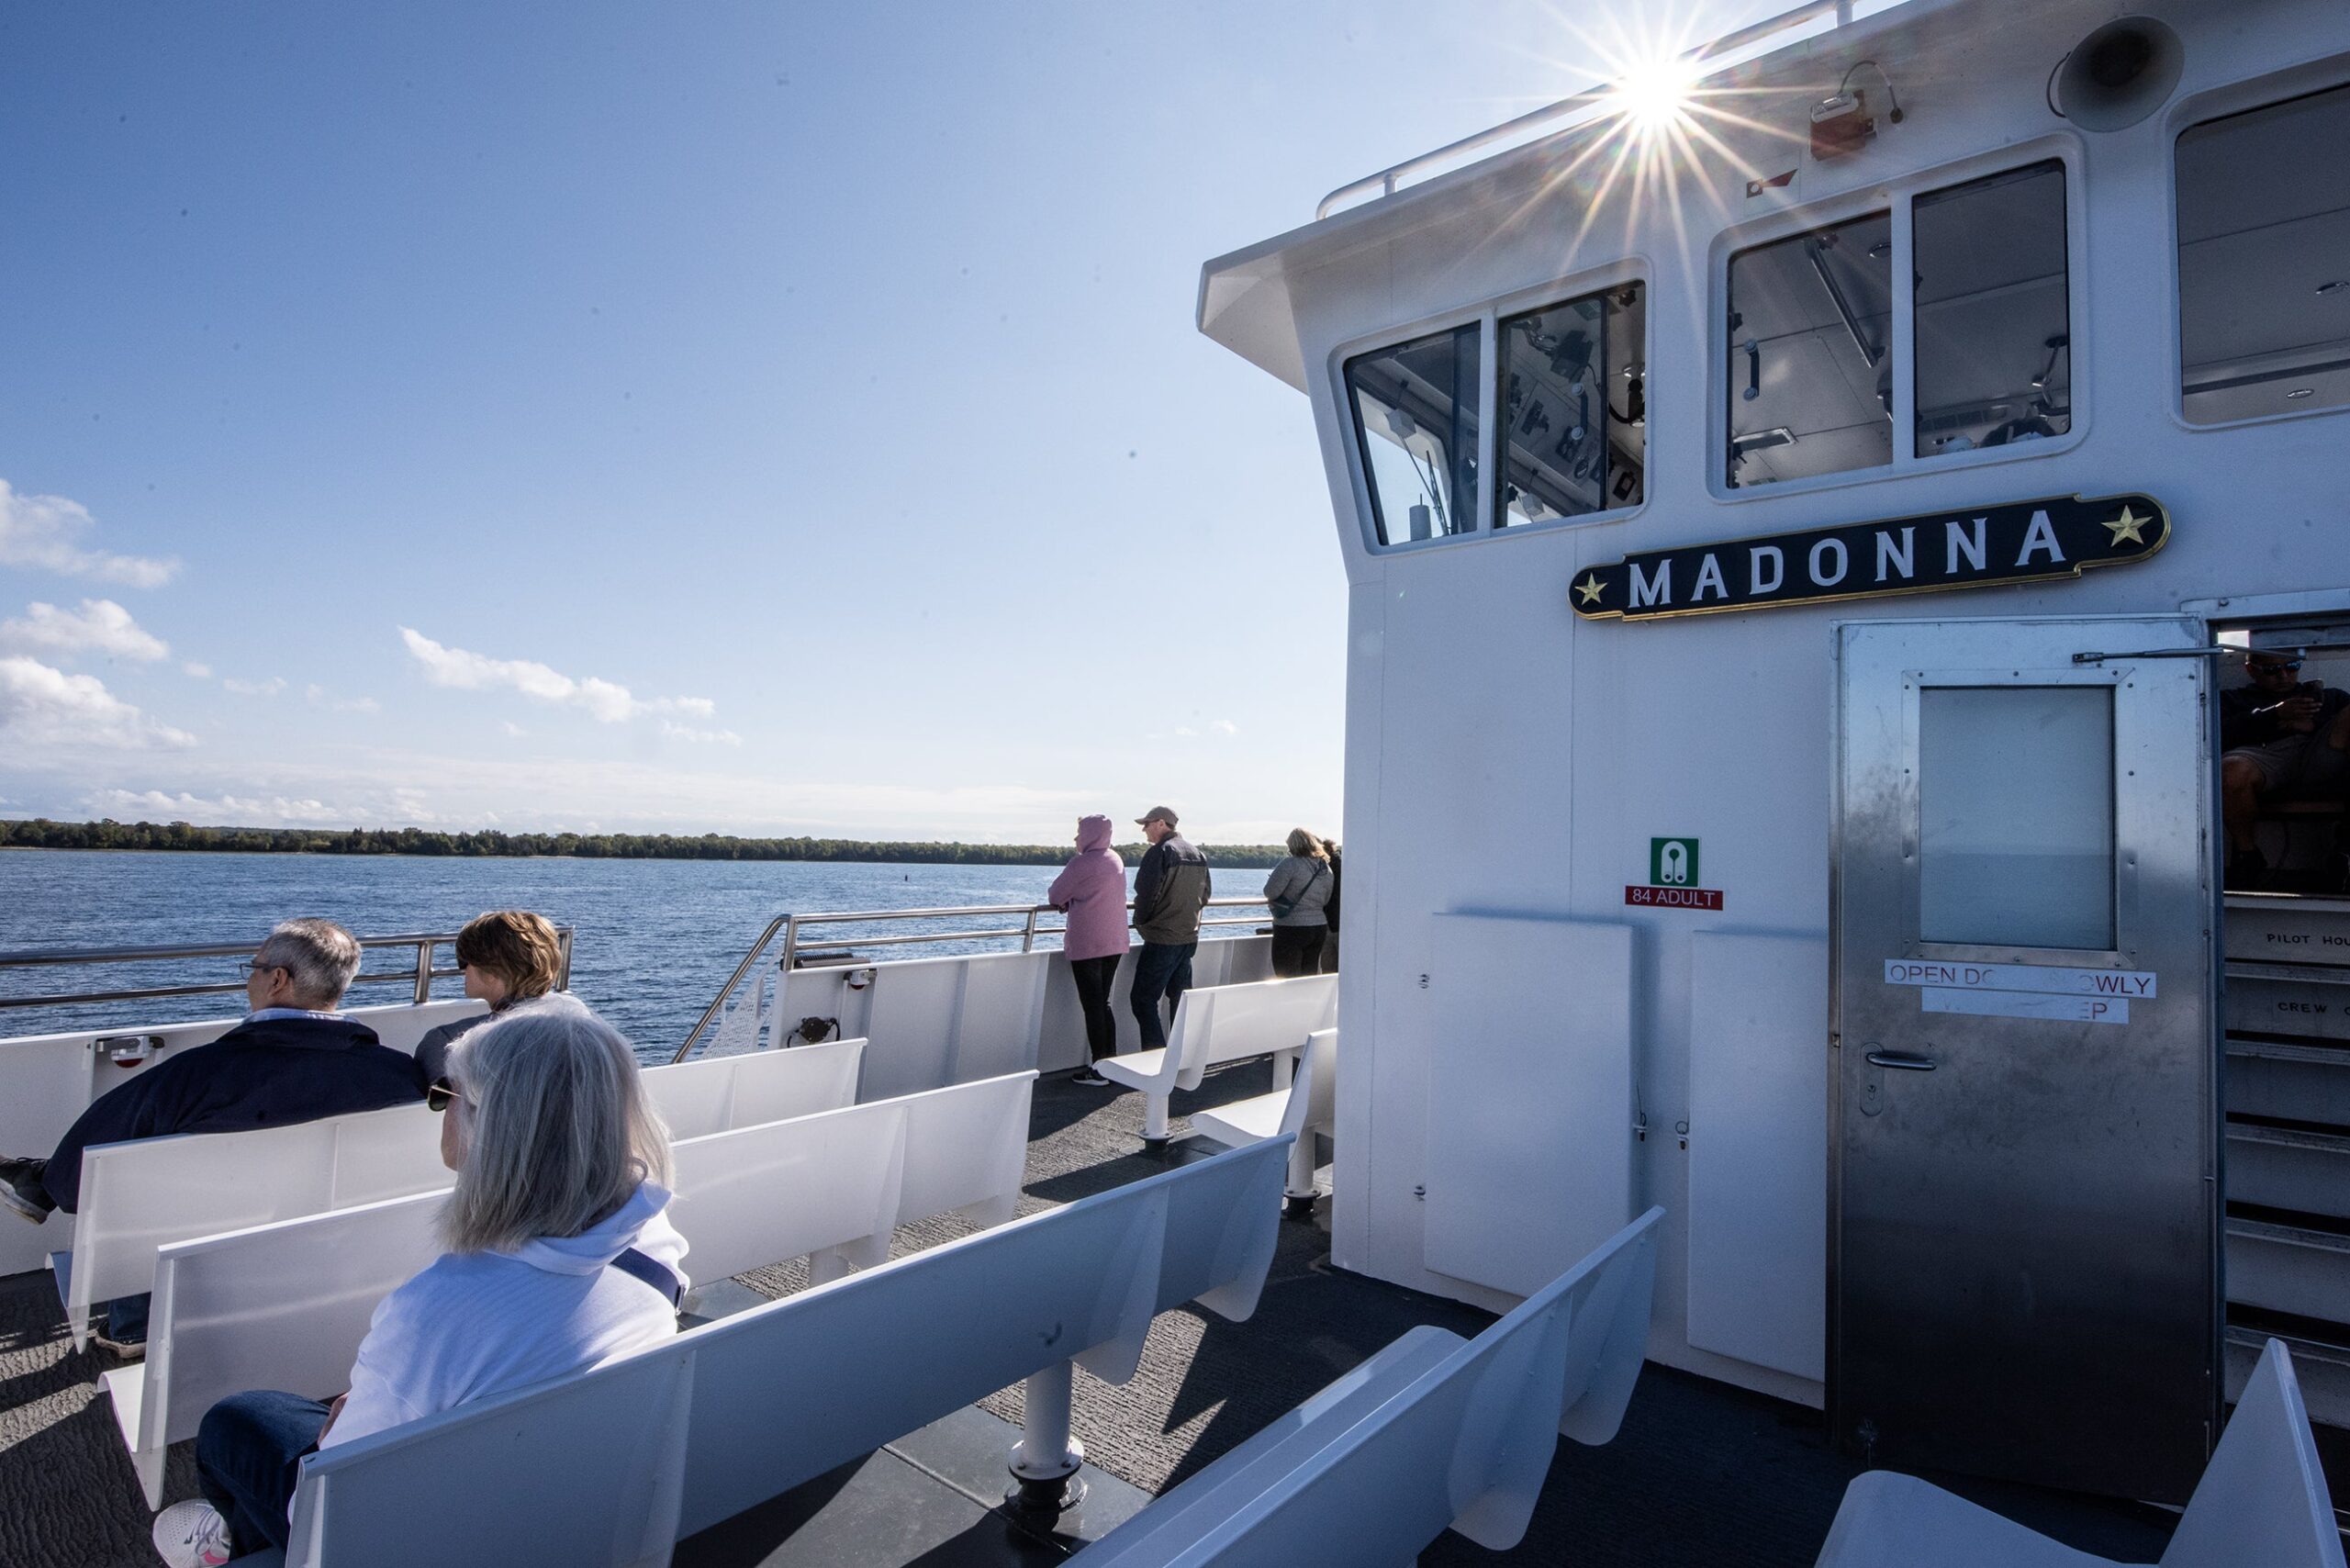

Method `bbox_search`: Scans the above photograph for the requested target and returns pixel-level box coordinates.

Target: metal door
[1830,615,2220,1503]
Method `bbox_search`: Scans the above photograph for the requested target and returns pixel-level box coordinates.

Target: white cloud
[660,720,743,745]
[398,626,721,728]
[0,655,196,749]
[222,675,287,697]
[181,661,212,679]
[0,479,177,587]
[0,599,169,662]
[301,683,379,713]
[501,721,530,737]
[1211,719,1238,736]
[83,789,352,826]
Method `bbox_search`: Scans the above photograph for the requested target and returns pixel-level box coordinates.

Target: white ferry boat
[4,1,2347,1562]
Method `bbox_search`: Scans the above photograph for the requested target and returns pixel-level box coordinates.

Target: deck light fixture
[2317,280,2350,296]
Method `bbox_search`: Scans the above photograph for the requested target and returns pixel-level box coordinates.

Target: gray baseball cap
[1135,806,1179,827]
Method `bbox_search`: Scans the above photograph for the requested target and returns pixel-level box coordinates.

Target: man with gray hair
[0,919,426,1341]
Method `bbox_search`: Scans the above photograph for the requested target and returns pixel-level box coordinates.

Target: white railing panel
[856,960,967,1100]
[949,950,1050,1085]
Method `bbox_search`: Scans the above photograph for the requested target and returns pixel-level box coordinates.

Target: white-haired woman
[154,999,688,1566]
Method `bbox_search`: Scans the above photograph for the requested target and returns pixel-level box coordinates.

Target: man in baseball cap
[1125,806,1212,1070]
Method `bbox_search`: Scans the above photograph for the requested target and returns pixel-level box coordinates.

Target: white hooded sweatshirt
[322,1181,689,1453]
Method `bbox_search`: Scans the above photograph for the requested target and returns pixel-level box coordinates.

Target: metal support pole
[412,939,434,1005]
[1020,907,1039,954]
[1274,1049,1316,1214]
[1005,1359,1086,1514]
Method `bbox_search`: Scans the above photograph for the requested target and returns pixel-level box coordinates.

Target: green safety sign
[1649,838,1699,887]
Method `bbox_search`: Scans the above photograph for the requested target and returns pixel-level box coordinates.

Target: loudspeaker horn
[2050,16,2184,132]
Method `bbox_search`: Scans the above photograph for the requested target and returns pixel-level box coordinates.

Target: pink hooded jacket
[1048,815,1128,962]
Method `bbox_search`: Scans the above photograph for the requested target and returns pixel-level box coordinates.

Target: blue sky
[0,2,1765,844]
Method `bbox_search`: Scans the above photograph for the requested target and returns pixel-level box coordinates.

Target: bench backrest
[129,1071,1035,1494]
[64,1041,867,1333]
[284,1338,695,1568]
[70,1103,449,1318]
[1078,1205,1663,1564]
[283,1137,1291,1562]
[1282,1028,1338,1140]
[2161,1337,2344,1568]
[1167,974,1339,1092]
[646,1037,865,1141]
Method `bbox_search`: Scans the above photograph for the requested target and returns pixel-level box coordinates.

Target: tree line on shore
[0,817,1290,868]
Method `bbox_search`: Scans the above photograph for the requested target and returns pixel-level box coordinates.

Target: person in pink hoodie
[1048,814,1128,1085]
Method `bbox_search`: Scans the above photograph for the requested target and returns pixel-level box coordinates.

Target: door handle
[1864,1050,1937,1071]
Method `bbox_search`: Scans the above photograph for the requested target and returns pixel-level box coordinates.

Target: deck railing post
[1021,907,1039,954]
[412,939,433,1005]
[1005,1358,1085,1514]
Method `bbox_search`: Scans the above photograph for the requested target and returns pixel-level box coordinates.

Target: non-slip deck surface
[0,1058,2177,1567]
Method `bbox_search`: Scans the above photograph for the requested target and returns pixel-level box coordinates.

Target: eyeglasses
[426,1079,464,1114]
[2249,659,2306,674]
[236,959,281,980]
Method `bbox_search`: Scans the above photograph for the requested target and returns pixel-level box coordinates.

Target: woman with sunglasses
[155,998,688,1567]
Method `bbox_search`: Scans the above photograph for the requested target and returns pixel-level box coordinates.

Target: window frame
[1707,135,2088,503]
[1333,259,1651,555]
[2166,60,2350,434]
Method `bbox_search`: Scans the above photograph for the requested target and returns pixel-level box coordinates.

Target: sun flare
[1611,51,1701,132]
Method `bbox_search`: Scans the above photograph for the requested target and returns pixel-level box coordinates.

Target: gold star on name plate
[1574,573,1607,606]
[2103,506,2150,546]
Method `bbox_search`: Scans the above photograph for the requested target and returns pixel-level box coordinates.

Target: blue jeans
[1128,941,1196,1052]
[102,1292,150,1345]
[197,1389,330,1556]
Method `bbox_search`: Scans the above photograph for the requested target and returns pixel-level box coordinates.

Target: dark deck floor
[0,1059,2186,1567]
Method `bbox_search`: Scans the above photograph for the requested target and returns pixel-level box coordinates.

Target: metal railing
[673,896,1274,1064]
[1315,0,1860,218]
[0,927,575,1014]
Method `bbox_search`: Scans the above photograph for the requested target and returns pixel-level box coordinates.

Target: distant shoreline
[0,819,1291,869]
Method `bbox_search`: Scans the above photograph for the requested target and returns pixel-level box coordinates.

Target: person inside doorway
[2221,647,2350,889]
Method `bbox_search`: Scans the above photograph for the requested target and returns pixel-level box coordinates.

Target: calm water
[0,850,1266,1060]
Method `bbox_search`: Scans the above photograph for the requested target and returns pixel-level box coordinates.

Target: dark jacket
[1132,833,1212,946]
[1323,848,1343,934]
[41,1014,428,1211]
[2221,682,2350,751]
[413,1010,494,1084]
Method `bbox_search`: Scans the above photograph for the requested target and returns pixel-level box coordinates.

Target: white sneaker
[151,1500,232,1567]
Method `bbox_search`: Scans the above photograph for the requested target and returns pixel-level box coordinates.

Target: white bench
[1098,973,1337,1141]
[48,1039,867,1348]
[104,1069,1028,1508]
[1191,1026,1336,1211]
[0,1001,488,1282]
[1813,1337,2345,1568]
[1071,1204,1662,1566]
[257,1137,1292,1568]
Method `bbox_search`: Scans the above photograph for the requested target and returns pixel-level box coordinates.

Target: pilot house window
[1346,324,1480,545]
[1914,162,2071,454]
[1726,212,1893,487]
[2177,84,2350,423]
[1495,284,1646,524]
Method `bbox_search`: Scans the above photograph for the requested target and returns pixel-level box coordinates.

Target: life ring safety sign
[1627,837,1723,911]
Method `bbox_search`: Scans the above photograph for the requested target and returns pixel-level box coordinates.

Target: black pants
[1069,955,1120,1062]
[1270,924,1326,978]
[1129,941,1196,1052]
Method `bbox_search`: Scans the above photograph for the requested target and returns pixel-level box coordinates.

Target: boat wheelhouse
[1198,0,2350,1507]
